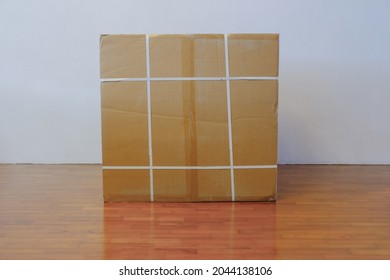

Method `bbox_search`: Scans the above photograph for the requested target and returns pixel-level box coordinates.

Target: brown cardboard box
[100,33,279,202]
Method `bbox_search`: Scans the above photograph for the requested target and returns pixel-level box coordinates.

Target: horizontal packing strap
[100,77,278,82]
[102,165,277,170]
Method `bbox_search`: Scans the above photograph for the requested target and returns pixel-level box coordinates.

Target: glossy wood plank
[0,164,389,259]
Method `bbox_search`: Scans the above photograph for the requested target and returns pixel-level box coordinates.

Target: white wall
[0,0,389,164]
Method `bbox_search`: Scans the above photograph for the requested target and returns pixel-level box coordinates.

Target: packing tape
[100,77,278,82]
[102,165,278,170]
[145,34,154,202]
[224,34,236,201]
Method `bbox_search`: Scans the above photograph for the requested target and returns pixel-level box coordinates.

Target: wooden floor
[0,164,389,260]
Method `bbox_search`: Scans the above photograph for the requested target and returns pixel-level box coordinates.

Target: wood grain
[0,164,389,259]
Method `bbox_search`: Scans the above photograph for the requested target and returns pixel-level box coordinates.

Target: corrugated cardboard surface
[100,33,279,202]
[149,34,226,77]
[231,80,278,165]
[103,169,150,201]
[100,35,146,78]
[154,169,231,202]
[234,169,277,201]
[228,34,279,77]
[101,82,149,166]
[151,80,229,166]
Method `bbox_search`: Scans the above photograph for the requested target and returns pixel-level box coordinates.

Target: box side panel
[228,34,279,77]
[100,34,146,78]
[101,82,149,166]
[151,80,230,166]
[154,169,231,201]
[103,169,150,201]
[149,34,225,77]
[231,80,278,165]
[234,168,277,201]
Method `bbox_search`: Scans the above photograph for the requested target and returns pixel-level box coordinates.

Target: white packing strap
[145,34,154,202]
[102,165,277,170]
[100,77,278,82]
[224,34,236,202]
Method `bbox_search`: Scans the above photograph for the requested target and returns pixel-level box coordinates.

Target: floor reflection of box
[100,34,279,202]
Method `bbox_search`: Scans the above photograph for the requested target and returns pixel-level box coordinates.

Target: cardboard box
[100,34,279,202]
